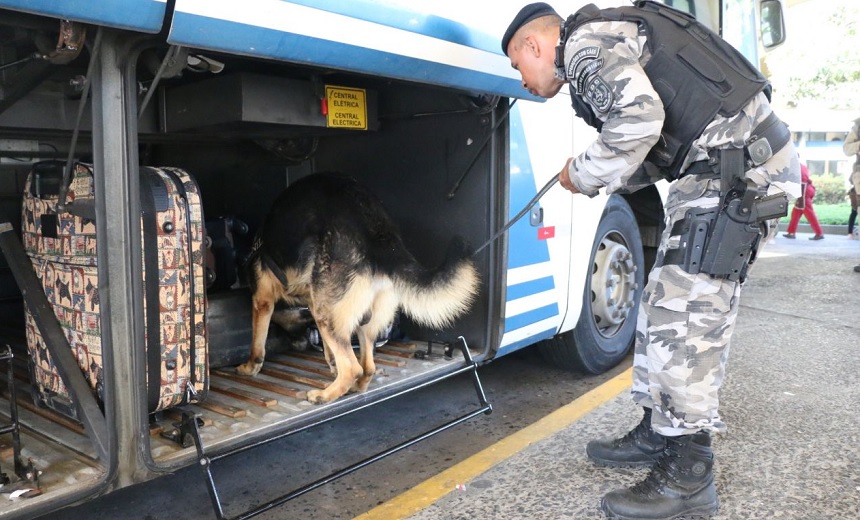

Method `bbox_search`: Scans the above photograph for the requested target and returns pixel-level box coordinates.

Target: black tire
[539,195,645,374]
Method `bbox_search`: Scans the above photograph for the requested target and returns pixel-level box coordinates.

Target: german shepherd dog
[237,173,480,404]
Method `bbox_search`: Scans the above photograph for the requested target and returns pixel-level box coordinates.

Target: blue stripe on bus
[286,0,500,54]
[168,13,528,99]
[506,276,555,301]
[507,106,551,269]
[0,0,166,33]
[495,327,557,357]
[504,303,559,333]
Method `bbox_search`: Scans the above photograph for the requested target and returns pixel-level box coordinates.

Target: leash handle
[472,173,560,256]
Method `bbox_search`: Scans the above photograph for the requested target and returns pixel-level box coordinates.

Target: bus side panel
[496,106,559,356]
[501,95,614,352]
[0,0,166,33]
[497,96,586,356]
[167,0,532,100]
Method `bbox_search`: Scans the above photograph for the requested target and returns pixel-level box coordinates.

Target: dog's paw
[236,362,262,376]
[351,376,372,393]
[306,389,327,404]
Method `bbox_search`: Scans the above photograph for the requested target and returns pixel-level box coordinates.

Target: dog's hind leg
[306,321,361,404]
[322,340,336,375]
[237,270,278,376]
[352,287,397,393]
[352,326,376,393]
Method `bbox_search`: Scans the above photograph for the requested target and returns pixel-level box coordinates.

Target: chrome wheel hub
[591,235,638,337]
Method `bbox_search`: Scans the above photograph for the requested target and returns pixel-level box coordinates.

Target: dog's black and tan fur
[237,173,479,404]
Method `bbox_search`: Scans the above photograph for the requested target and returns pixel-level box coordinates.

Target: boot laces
[613,416,651,447]
[630,444,683,496]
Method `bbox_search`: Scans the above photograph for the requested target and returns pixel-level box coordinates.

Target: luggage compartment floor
[0,393,105,514]
[0,331,105,512]
[148,341,467,467]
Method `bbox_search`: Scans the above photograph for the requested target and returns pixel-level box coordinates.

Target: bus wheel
[539,195,644,374]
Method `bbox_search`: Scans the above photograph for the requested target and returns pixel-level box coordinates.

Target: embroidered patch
[583,76,613,113]
[568,46,600,78]
[576,58,604,94]
[568,46,601,93]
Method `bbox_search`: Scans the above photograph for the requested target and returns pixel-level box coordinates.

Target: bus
[0,1,785,517]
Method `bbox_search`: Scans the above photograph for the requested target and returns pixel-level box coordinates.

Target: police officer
[844,117,860,272]
[502,2,800,518]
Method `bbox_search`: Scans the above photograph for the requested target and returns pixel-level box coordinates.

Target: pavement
[357,230,860,519]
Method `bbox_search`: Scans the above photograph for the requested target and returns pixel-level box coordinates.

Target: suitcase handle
[30,160,97,220]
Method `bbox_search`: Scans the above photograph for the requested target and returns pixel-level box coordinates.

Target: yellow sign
[325,85,367,130]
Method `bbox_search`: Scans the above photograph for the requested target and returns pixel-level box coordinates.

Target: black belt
[677,111,791,180]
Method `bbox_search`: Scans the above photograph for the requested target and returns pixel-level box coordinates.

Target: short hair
[502,3,561,55]
[508,14,563,54]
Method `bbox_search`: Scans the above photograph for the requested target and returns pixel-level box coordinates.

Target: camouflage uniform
[563,20,801,436]
[844,117,860,193]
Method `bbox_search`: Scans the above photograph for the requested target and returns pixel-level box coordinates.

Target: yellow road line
[354,366,632,520]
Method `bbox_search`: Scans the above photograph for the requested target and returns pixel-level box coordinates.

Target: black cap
[501,2,560,56]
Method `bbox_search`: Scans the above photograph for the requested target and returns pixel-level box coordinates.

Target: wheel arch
[538,193,648,374]
[620,184,665,274]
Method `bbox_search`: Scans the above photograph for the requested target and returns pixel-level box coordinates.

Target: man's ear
[524,34,541,57]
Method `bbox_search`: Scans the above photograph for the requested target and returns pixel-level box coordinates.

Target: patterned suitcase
[21,161,208,419]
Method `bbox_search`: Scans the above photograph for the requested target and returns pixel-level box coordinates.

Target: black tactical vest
[562,0,769,179]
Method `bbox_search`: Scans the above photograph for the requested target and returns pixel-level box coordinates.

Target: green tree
[768,1,860,110]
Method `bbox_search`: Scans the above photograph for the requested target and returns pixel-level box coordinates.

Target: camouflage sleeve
[563,21,664,197]
[845,119,860,156]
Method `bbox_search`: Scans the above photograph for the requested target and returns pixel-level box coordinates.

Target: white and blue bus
[0,1,784,517]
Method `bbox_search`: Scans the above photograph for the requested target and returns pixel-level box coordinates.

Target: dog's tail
[393,237,480,329]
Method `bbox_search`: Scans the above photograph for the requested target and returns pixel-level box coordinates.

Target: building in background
[765,0,859,183]
[785,107,856,179]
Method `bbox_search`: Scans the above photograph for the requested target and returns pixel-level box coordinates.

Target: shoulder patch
[583,76,613,113]
[576,58,604,94]
[567,45,602,93]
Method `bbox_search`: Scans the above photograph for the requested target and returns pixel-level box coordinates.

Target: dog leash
[252,172,561,269]
[472,173,560,256]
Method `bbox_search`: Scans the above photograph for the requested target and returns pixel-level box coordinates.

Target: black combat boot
[587,407,667,467]
[601,431,719,520]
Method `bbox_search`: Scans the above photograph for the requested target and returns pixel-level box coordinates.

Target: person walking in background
[783,160,824,240]
[844,116,860,271]
[848,187,857,240]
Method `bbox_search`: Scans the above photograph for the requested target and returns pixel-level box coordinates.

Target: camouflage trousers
[631,174,749,436]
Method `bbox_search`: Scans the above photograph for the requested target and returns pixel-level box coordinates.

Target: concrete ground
[361,230,860,519]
